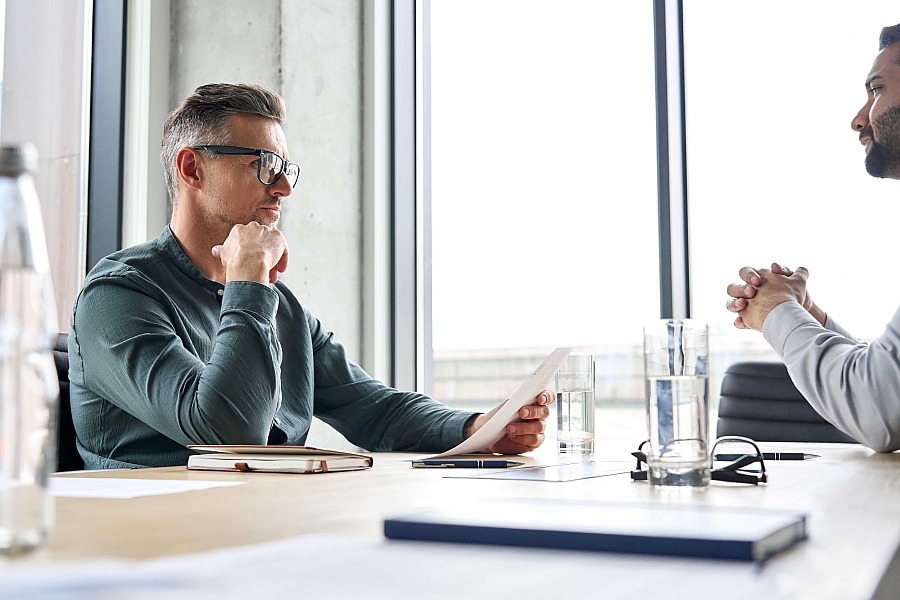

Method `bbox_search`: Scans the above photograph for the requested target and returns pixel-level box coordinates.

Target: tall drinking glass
[556,353,595,454]
[643,320,709,487]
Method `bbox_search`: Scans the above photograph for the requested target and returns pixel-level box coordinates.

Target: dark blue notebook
[384,499,806,562]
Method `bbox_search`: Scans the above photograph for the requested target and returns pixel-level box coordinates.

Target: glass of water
[643,320,709,486]
[556,353,595,454]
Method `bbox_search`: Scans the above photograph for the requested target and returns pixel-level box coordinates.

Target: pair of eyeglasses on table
[630,436,768,485]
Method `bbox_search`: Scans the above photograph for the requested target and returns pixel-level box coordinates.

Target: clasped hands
[726,262,826,331]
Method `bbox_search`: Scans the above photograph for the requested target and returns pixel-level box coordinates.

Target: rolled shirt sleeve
[762,300,900,452]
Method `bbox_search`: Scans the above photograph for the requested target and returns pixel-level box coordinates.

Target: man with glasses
[724,23,900,452]
[69,83,552,469]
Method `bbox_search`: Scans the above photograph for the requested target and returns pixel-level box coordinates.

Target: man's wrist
[808,302,827,326]
[225,262,270,285]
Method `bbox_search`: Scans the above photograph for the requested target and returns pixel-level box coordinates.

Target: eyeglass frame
[191,145,301,188]
[630,436,768,485]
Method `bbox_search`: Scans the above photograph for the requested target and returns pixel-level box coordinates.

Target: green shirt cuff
[221,281,280,322]
[435,410,479,451]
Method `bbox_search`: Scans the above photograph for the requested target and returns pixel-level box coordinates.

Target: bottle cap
[0,144,38,176]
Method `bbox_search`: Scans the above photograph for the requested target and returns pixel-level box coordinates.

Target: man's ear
[176,147,205,191]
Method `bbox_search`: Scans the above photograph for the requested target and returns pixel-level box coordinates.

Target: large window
[427,1,659,438]
[421,1,900,441]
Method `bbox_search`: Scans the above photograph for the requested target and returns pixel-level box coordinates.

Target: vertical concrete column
[280,0,363,361]
[170,0,283,104]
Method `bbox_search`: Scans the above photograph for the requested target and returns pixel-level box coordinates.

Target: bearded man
[725,23,900,452]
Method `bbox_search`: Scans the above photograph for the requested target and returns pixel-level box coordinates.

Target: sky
[429,0,900,352]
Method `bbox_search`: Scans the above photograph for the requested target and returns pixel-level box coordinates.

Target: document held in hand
[186,445,373,474]
[426,347,572,459]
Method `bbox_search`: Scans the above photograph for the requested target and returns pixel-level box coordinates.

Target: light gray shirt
[763,300,900,452]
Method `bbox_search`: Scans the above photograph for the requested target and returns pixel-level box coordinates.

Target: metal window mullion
[418,0,433,397]
[87,0,127,272]
[392,0,417,392]
[653,0,690,320]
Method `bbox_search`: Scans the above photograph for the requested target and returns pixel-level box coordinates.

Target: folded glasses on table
[630,435,768,485]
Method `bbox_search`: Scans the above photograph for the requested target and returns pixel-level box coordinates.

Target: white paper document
[49,478,245,499]
[427,347,572,459]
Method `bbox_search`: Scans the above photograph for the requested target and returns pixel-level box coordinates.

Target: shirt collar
[157,225,225,293]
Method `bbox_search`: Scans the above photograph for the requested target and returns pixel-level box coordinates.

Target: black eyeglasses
[192,145,301,188]
[630,436,768,485]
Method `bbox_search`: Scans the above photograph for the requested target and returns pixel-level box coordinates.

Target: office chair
[716,361,856,443]
[54,332,83,471]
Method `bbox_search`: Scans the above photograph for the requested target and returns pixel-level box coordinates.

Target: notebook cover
[187,445,371,461]
[187,453,372,474]
[383,499,806,561]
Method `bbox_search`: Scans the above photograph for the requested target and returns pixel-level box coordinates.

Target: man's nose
[851,101,871,132]
[269,173,293,197]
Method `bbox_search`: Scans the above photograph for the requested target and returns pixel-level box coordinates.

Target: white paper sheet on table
[426,347,572,459]
[49,478,245,499]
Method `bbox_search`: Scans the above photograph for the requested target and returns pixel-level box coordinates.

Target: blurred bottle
[0,144,59,554]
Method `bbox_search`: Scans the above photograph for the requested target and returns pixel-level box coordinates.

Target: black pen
[714,452,820,461]
[411,459,524,469]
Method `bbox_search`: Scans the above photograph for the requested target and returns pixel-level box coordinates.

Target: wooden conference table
[21,442,900,599]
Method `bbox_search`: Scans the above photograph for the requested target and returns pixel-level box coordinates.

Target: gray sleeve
[71,273,283,446]
[762,301,900,452]
[823,313,863,342]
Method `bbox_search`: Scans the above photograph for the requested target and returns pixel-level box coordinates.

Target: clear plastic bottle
[0,144,59,554]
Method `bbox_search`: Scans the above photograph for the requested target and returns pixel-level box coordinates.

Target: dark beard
[864,104,900,179]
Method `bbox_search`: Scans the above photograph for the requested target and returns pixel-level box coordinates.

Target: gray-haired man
[725,24,900,452]
[69,83,552,469]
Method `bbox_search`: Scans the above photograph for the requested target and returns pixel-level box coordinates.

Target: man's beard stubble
[864,103,900,179]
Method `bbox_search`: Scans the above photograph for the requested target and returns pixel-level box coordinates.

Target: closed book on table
[384,499,806,562]
[186,445,373,474]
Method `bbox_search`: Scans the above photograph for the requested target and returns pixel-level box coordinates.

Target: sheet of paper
[426,347,572,459]
[0,533,770,600]
[49,477,245,499]
[447,460,633,482]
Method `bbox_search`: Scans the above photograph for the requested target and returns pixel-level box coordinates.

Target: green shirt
[69,226,474,469]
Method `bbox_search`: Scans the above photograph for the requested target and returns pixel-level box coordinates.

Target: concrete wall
[170,0,363,363]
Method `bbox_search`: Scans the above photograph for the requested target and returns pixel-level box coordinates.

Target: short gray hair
[160,83,286,203]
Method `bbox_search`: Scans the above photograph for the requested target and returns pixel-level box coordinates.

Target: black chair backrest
[716,361,856,444]
[55,332,83,471]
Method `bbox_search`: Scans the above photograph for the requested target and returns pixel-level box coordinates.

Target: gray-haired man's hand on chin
[725,262,826,331]
[212,222,289,285]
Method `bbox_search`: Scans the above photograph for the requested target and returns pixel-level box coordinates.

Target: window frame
[397,0,692,395]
